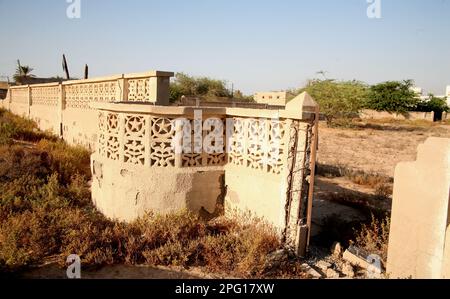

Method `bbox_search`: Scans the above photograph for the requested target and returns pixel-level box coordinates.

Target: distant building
[254,91,287,105]
[411,87,423,97]
[446,85,450,107]
[0,81,9,100]
[15,77,64,85]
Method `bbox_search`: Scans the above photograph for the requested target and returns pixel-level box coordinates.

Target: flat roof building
[254,91,287,105]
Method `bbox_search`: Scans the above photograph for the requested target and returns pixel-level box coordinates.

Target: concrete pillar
[387,137,450,278]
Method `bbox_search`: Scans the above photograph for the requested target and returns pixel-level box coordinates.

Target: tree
[169,73,233,102]
[13,60,36,85]
[298,79,369,126]
[365,80,418,113]
[416,94,449,113]
[415,94,449,120]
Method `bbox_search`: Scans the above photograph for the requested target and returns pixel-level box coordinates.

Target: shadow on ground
[311,176,391,248]
[18,264,207,279]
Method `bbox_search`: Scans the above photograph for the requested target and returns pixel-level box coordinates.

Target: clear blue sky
[0,0,449,95]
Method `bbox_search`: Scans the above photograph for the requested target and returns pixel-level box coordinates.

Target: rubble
[341,263,355,278]
[330,242,343,257]
[326,268,340,279]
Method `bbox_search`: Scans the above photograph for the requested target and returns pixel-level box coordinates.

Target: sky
[0,0,449,95]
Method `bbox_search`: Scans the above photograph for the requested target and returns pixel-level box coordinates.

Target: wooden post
[306,105,319,246]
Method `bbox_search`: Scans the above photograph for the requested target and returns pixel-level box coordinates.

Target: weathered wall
[9,87,30,117]
[442,111,450,121]
[360,109,435,121]
[91,157,224,222]
[2,71,319,255]
[224,166,288,228]
[89,92,318,254]
[387,137,450,278]
[254,91,287,106]
[3,71,173,149]
[29,83,61,135]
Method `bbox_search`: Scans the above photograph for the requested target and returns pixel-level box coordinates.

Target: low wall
[442,112,450,121]
[2,71,174,149]
[360,109,434,121]
[1,71,319,255]
[89,92,319,255]
[387,137,450,278]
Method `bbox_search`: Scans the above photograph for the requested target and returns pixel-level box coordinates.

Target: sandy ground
[316,122,450,177]
[311,121,450,237]
[19,263,224,279]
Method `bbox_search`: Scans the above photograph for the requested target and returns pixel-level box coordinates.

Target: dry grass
[316,163,393,200]
[351,215,390,265]
[0,108,299,278]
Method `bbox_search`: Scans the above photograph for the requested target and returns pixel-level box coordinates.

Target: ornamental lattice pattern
[127,79,151,101]
[228,117,287,174]
[10,88,29,104]
[180,118,226,167]
[65,81,117,109]
[31,86,59,106]
[97,113,286,173]
[123,115,146,165]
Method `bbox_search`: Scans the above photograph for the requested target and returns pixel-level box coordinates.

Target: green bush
[365,80,418,113]
[297,79,368,126]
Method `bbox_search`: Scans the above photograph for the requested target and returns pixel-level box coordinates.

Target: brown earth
[316,121,450,178]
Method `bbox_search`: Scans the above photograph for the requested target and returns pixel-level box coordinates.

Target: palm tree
[13,60,36,84]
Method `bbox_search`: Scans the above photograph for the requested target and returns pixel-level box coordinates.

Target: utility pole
[84,64,89,79]
[62,54,70,80]
[231,83,234,99]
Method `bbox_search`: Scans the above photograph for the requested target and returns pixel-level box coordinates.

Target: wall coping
[8,70,175,89]
[91,92,318,121]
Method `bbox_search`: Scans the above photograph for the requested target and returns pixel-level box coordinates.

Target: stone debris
[315,260,332,272]
[341,262,355,278]
[264,249,289,269]
[326,268,340,279]
[301,263,323,279]
[342,246,372,269]
[331,242,343,257]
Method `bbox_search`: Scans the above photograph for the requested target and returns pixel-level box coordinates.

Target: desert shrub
[142,215,280,277]
[351,215,390,264]
[35,139,91,185]
[0,108,53,143]
[316,163,393,193]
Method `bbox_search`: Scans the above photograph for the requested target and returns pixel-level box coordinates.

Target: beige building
[0,81,9,99]
[254,91,287,105]
[446,85,450,107]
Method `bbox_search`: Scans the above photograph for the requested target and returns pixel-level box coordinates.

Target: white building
[446,85,450,107]
[411,87,423,97]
